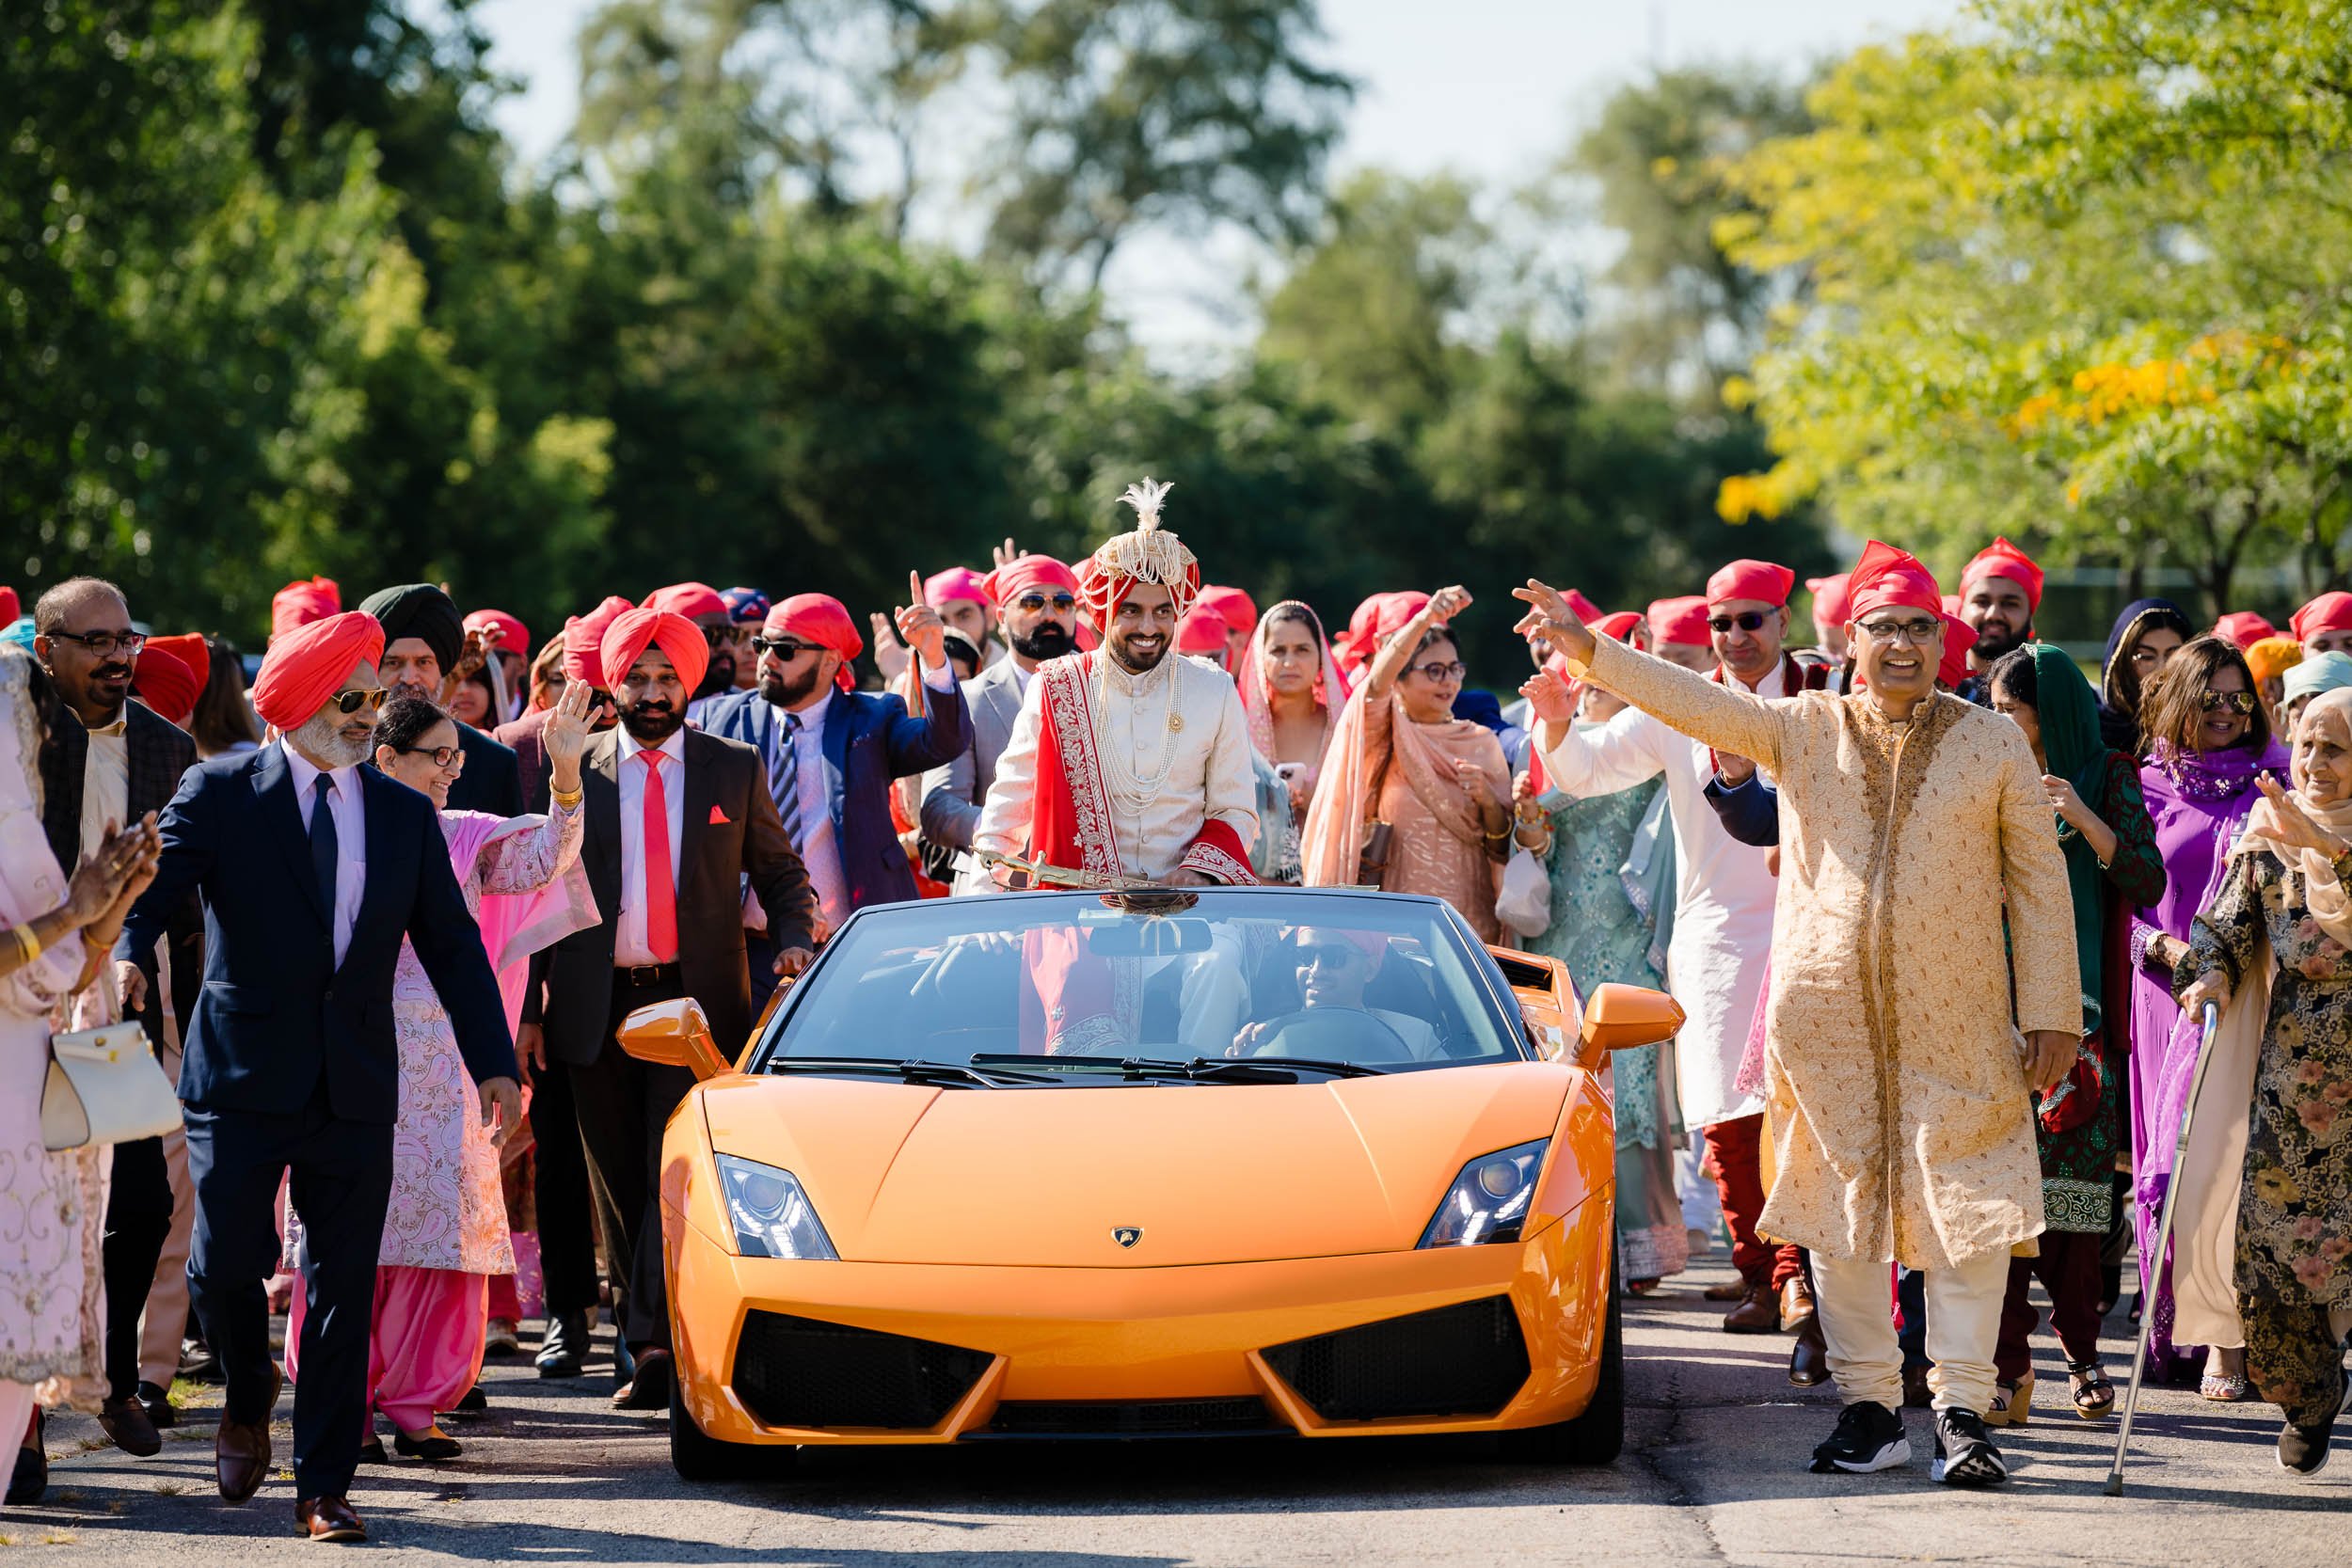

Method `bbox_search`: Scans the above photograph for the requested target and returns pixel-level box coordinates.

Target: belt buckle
[624,963,665,987]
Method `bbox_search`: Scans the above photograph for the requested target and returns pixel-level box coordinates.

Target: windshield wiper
[766,1056,1063,1088]
[969,1053,1386,1082]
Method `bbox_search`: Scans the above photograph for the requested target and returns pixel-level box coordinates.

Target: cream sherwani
[1539,657,1803,1130]
[975,652,1258,884]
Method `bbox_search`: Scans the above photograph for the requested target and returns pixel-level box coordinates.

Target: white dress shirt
[283,745,367,970]
[1537,656,1803,1129]
[614,726,688,966]
[78,715,129,863]
[776,658,956,929]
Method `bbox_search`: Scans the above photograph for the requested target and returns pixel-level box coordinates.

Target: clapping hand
[541,678,596,797]
[894,570,948,672]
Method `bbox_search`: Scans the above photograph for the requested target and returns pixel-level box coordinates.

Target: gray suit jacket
[918,657,1025,857]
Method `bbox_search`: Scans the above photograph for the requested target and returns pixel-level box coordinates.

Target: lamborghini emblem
[1113,1227,1143,1248]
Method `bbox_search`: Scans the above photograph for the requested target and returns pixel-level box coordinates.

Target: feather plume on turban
[1075,478,1202,629]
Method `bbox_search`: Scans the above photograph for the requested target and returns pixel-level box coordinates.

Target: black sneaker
[1931,1406,2009,1486]
[1810,1401,1911,1474]
[2280,1420,2332,1476]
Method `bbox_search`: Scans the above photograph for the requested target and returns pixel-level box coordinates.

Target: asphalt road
[9,1250,2346,1564]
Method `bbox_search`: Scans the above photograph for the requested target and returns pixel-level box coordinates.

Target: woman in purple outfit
[2129,636,2288,1398]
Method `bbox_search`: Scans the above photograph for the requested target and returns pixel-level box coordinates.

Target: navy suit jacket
[695,680,970,912]
[116,743,516,1124]
[1703,773,1780,849]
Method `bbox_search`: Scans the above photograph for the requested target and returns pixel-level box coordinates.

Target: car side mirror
[1577,984,1685,1058]
[617,997,734,1082]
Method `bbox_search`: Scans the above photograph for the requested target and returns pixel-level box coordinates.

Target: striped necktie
[776,711,803,849]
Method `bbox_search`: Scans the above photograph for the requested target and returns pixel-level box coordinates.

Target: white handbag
[40,970,183,1151]
[1495,845,1551,940]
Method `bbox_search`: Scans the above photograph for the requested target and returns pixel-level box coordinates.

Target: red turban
[1937,614,1977,689]
[764,593,864,693]
[1561,587,1605,625]
[1706,560,1795,609]
[1195,586,1259,639]
[2216,610,2280,651]
[1647,595,1711,648]
[2290,594,2352,644]
[130,646,199,727]
[271,577,341,640]
[0,587,16,626]
[1806,573,1851,626]
[980,553,1079,607]
[1177,605,1231,656]
[1960,536,2044,612]
[563,596,635,684]
[644,582,727,622]
[1845,541,1943,621]
[252,611,384,729]
[600,607,709,694]
[1335,591,1434,673]
[144,633,211,701]
[923,567,990,609]
[1594,610,1646,645]
[465,609,530,656]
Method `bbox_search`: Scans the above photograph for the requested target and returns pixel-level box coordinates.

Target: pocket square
[708,805,730,825]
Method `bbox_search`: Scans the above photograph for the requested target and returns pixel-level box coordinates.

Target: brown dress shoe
[295,1495,367,1543]
[1702,1280,1748,1302]
[1902,1362,1934,1409]
[1788,1314,1830,1386]
[1779,1275,1818,1332]
[216,1362,282,1504]
[612,1349,673,1411]
[98,1396,163,1457]
[1722,1282,1779,1333]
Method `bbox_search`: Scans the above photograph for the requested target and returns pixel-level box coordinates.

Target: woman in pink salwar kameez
[286,684,596,1461]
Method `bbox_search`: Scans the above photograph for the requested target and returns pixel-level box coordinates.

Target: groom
[116,610,517,1544]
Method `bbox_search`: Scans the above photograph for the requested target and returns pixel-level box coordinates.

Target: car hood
[697,1063,1572,1266]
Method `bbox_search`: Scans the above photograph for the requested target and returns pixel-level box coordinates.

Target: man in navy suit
[115,610,517,1544]
[695,581,969,974]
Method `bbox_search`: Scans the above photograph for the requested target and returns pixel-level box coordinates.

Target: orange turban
[1845,541,1943,622]
[1960,537,2044,612]
[563,595,636,684]
[252,611,384,729]
[131,646,199,727]
[271,577,342,640]
[763,594,864,693]
[2246,636,2304,688]
[600,607,708,693]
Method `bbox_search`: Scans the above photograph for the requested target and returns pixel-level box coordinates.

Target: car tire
[668,1362,787,1481]
[1499,1244,1624,1465]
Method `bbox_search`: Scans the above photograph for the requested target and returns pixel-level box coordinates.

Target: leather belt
[615,963,681,988]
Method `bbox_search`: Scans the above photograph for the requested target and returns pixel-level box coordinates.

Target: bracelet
[550,784,584,810]
[9,923,41,967]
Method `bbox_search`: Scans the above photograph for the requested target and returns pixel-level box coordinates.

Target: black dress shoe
[136,1381,177,1430]
[357,1436,389,1465]
[394,1428,463,1461]
[7,1410,44,1507]
[535,1310,587,1379]
[178,1336,223,1385]
[612,1349,672,1411]
[452,1383,487,1414]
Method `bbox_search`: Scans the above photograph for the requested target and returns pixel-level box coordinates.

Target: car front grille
[978,1397,1284,1438]
[730,1310,993,1430]
[1262,1296,1530,1421]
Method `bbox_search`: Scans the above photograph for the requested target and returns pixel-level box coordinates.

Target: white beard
[290,707,372,769]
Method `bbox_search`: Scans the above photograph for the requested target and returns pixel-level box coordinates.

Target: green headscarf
[2018,642,2106,1027]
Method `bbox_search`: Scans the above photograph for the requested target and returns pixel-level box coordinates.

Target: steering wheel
[1246,1008,1418,1064]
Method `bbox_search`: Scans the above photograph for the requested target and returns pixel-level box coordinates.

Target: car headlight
[1417,1139,1548,1248]
[715,1153,838,1259]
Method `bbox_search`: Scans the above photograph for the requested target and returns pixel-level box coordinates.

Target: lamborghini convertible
[617,885,1683,1479]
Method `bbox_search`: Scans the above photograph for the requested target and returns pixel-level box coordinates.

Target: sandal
[1987,1371,2033,1428]
[2200,1371,2252,1402]
[2069,1358,2116,1418]
[1627,1277,1662,1296]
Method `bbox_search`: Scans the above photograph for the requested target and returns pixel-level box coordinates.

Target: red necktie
[639,752,678,961]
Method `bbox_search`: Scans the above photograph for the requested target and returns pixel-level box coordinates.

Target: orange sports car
[617,886,1682,1480]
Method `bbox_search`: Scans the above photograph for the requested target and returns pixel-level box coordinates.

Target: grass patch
[153,1481,187,1497]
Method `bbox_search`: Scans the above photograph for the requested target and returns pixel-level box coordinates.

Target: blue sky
[473,0,1960,352]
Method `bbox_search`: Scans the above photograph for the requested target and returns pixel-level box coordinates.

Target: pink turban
[600,607,709,693]
[2216,610,2280,650]
[923,567,991,610]
[764,593,865,693]
[465,609,530,655]
[563,596,635,684]
[271,577,342,640]
[252,611,385,728]
[981,553,1080,607]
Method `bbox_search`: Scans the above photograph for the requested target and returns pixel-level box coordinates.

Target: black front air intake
[1262,1296,1531,1421]
[730,1311,992,1430]
[978,1398,1284,1439]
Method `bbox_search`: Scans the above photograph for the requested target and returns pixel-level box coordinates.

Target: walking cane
[2105,998,2222,1496]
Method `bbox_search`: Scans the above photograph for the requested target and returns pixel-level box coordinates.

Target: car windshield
[751,890,1532,1081]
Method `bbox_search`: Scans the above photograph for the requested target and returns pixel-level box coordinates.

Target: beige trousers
[1814,1245,2010,1415]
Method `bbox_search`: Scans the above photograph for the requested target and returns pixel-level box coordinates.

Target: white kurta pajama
[1540,657,1801,1130]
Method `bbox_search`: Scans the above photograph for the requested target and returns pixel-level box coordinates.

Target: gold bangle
[11,923,41,967]
[550,784,584,810]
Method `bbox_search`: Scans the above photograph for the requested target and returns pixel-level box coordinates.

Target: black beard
[758,662,824,708]
[621,703,683,743]
[1108,637,1167,675]
[1973,622,2029,661]
[694,653,736,700]
[1010,623,1075,662]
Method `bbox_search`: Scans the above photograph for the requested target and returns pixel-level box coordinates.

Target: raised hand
[993,537,1020,571]
[1428,584,1473,623]
[1518,668,1578,725]
[542,677,596,796]
[2250,774,2350,857]
[1512,579,1597,664]
[439,626,491,706]
[867,611,911,681]
[894,569,948,672]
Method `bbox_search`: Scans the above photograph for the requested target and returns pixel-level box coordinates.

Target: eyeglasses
[1857,618,1942,645]
[1013,593,1077,613]
[330,689,389,715]
[395,743,466,768]
[753,638,818,659]
[2200,689,2258,715]
[1406,660,1467,683]
[47,630,146,657]
[1707,611,1771,634]
[1298,943,1366,969]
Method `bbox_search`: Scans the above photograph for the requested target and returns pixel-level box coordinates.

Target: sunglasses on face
[49,630,146,658]
[1707,611,1771,634]
[331,689,389,715]
[1857,618,1942,645]
[1298,943,1366,970]
[753,638,818,660]
[395,743,466,768]
[1405,660,1467,683]
[1014,593,1077,613]
[2200,689,2258,715]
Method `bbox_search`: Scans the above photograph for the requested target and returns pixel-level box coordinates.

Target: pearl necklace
[1093,653,1184,817]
